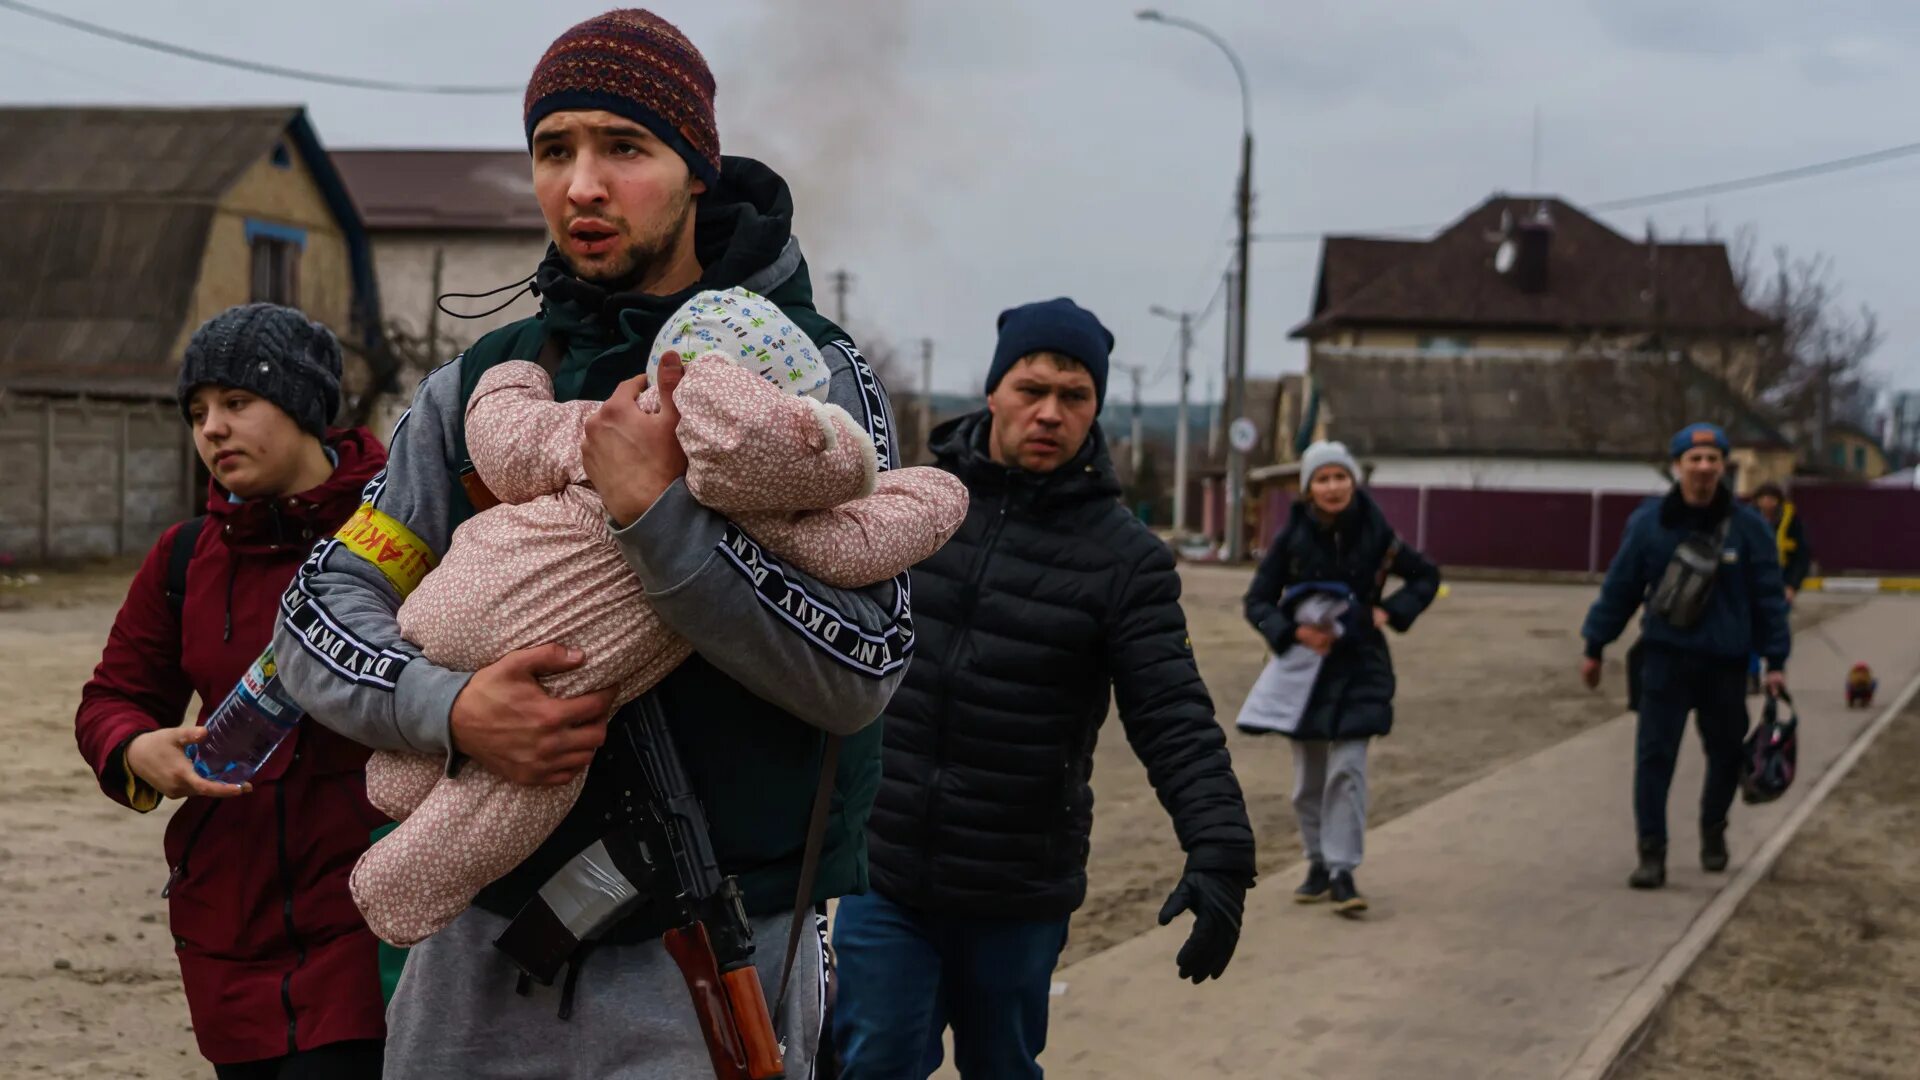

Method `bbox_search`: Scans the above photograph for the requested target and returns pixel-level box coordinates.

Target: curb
[1558,666,1920,1080]
[1803,576,1920,594]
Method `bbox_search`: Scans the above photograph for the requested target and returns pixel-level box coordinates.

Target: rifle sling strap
[772,734,841,1031]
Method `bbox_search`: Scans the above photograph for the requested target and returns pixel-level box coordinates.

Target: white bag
[1234,646,1324,734]
[1234,594,1348,735]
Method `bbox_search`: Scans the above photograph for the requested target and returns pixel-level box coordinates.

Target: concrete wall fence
[1257,482,1920,575]
[1,393,196,564]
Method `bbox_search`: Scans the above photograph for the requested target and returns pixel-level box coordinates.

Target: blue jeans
[831,890,1069,1080]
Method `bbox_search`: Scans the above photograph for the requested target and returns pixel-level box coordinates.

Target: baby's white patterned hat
[649,287,831,402]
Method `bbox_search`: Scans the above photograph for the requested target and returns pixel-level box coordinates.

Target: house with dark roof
[0,105,374,561]
[1281,195,1791,494]
[331,149,549,438]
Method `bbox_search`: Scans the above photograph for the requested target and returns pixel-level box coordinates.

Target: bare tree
[1715,226,1883,441]
[840,328,932,465]
[1748,248,1881,442]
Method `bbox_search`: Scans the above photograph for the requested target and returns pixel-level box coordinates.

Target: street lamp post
[1149,304,1193,535]
[1137,9,1253,561]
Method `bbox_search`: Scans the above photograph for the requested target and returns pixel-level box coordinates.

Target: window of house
[250,237,301,305]
[1855,446,1868,472]
[1417,334,1472,356]
[271,141,293,169]
[245,220,307,308]
[1830,444,1846,468]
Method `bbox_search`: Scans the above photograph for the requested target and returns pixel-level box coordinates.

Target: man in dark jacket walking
[1582,423,1792,889]
[832,298,1256,1079]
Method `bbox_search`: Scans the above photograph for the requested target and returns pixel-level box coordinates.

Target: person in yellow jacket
[1747,482,1811,694]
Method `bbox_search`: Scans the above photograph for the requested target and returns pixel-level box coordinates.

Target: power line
[0,0,520,95]
[1253,137,1920,243]
[1587,140,1920,211]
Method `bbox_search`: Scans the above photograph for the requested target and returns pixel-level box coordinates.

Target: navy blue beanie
[1669,422,1730,459]
[985,298,1114,408]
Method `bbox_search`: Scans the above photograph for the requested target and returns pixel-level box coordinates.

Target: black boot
[1629,839,1667,889]
[1293,861,1332,904]
[1701,821,1729,873]
[1330,871,1368,916]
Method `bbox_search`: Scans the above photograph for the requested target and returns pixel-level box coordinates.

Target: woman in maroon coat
[74,304,390,1078]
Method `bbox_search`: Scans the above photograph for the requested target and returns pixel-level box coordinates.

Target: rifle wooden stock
[663,923,752,1080]
[721,964,785,1079]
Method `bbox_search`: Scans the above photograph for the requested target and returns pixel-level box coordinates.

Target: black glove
[1156,868,1248,983]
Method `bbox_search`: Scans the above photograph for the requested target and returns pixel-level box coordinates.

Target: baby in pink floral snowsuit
[353,288,966,946]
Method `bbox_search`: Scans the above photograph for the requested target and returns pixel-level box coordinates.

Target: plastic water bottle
[186,646,304,784]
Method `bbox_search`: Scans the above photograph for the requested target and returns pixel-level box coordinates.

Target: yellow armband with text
[334,504,437,598]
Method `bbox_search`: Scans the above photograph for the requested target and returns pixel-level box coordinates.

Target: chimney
[1496,202,1555,293]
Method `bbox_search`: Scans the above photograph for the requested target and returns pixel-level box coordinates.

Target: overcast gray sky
[3,0,1916,406]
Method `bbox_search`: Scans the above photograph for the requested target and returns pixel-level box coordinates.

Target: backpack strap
[1372,534,1403,604]
[165,516,207,621]
[772,734,841,1032]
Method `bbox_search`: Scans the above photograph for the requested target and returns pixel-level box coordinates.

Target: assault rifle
[626,696,784,1080]
[495,692,838,1080]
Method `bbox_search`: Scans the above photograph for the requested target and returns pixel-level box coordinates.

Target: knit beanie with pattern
[650,287,830,402]
[524,9,721,186]
[177,303,343,438]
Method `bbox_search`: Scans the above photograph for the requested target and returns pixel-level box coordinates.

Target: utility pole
[1218,268,1236,464]
[1226,124,1253,562]
[1127,364,1146,479]
[829,269,853,325]
[919,338,934,465]
[1150,305,1194,535]
[1136,8,1254,558]
[1206,374,1219,462]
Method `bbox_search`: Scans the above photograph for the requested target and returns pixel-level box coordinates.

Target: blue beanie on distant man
[1669,422,1730,459]
[985,298,1114,410]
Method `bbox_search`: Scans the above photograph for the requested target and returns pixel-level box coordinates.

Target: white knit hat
[1300,439,1361,484]
[650,287,831,401]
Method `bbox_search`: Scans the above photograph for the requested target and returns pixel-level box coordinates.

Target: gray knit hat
[177,304,343,438]
[1300,439,1362,484]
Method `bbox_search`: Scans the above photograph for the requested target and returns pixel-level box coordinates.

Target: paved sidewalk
[1037,596,1920,1079]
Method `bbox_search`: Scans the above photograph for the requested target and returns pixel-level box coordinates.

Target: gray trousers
[384,905,826,1079]
[1291,739,1371,874]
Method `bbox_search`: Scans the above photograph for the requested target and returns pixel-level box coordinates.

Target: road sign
[1229,417,1258,454]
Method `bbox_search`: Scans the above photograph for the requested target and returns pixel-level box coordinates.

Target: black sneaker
[1330,871,1368,916]
[1701,821,1729,873]
[1629,839,1667,889]
[1293,862,1332,904]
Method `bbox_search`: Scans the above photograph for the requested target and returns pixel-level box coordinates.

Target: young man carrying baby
[272,10,907,1076]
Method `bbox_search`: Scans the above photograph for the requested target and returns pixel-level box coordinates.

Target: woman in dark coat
[74,305,389,1077]
[1240,441,1440,915]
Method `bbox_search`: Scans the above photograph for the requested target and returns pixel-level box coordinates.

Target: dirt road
[2,563,199,1078]
[0,562,1860,1074]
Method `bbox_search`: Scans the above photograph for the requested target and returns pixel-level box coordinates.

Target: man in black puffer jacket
[832,298,1256,1080]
